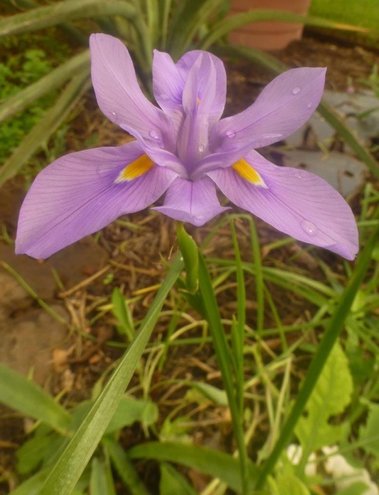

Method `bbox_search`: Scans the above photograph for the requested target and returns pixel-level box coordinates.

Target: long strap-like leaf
[39,254,183,495]
[0,51,90,124]
[0,0,136,37]
[0,69,89,187]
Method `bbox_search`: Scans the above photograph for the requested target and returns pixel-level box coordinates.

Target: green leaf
[359,403,379,457]
[10,470,48,495]
[0,0,136,37]
[0,70,89,186]
[129,442,258,493]
[106,397,158,432]
[160,463,197,495]
[176,224,199,293]
[255,216,379,488]
[168,0,225,57]
[296,343,353,453]
[17,427,59,474]
[0,364,70,432]
[0,51,89,124]
[90,457,116,495]
[268,473,310,495]
[337,482,370,495]
[103,437,149,495]
[72,396,158,433]
[198,253,250,492]
[189,381,228,406]
[39,254,183,495]
[111,288,135,340]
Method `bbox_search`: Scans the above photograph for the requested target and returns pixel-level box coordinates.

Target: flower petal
[16,143,177,259]
[90,33,166,142]
[154,177,228,226]
[152,50,183,111]
[176,53,227,173]
[152,49,226,117]
[213,67,326,152]
[180,51,226,120]
[208,151,358,259]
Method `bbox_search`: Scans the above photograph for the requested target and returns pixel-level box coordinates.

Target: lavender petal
[208,150,358,259]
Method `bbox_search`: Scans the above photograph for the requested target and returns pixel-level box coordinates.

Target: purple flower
[16,34,358,260]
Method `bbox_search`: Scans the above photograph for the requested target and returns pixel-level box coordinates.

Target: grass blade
[0,69,89,186]
[0,51,89,124]
[39,254,183,495]
[230,219,245,415]
[103,437,149,495]
[0,364,70,432]
[255,219,379,489]
[129,441,258,493]
[0,0,136,37]
[168,0,225,57]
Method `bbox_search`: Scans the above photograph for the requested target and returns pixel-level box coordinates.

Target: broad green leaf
[160,462,197,495]
[0,0,136,37]
[359,403,379,457]
[0,70,89,186]
[296,343,353,454]
[0,364,70,432]
[39,254,183,495]
[0,51,89,124]
[103,438,149,495]
[268,473,310,495]
[129,441,258,492]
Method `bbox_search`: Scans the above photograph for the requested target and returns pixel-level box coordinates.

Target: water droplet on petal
[198,144,205,153]
[226,130,236,138]
[149,129,160,140]
[292,87,301,95]
[262,133,283,140]
[301,220,318,236]
[307,102,312,109]
[111,111,117,117]
[294,169,307,179]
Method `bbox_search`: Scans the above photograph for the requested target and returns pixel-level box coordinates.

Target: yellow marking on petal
[115,154,154,183]
[232,159,267,188]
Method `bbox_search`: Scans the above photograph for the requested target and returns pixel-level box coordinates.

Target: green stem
[255,220,379,489]
[198,254,250,494]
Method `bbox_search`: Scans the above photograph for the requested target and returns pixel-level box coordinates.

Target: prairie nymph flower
[16,34,358,259]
